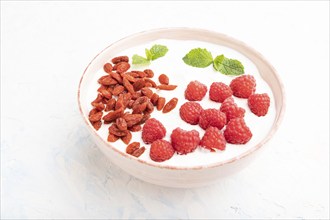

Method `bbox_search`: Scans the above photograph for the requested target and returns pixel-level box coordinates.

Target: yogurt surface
[85,39,276,167]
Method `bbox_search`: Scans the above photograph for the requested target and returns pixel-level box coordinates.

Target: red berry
[209,82,233,103]
[179,101,203,125]
[184,80,207,101]
[220,97,245,122]
[142,118,166,144]
[170,128,200,155]
[224,118,252,144]
[199,108,227,130]
[200,127,226,151]
[230,75,256,98]
[150,140,175,162]
[248,93,270,116]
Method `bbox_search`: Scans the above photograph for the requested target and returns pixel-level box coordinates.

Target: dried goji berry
[163,98,178,113]
[157,84,177,90]
[123,78,135,94]
[108,124,128,137]
[110,72,123,84]
[132,96,148,107]
[145,82,152,87]
[122,93,132,107]
[114,62,130,74]
[97,85,108,93]
[121,73,137,83]
[136,71,147,78]
[99,89,112,99]
[107,133,119,142]
[144,78,157,88]
[92,102,105,111]
[126,142,140,154]
[99,75,118,86]
[112,56,129,64]
[115,94,124,110]
[129,124,142,132]
[103,108,124,122]
[112,85,125,96]
[132,147,145,157]
[139,113,151,124]
[158,74,169,85]
[116,118,127,131]
[132,102,147,114]
[150,93,159,106]
[89,111,103,122]
[133,79,145,91]
[126,71,139,78]
[127,100,134,109]
[103,63,113,73]
[105,98,116,111]
[92,121,102,130]
[121,130,132,145]
[123,114,143,127]
[145,101,154,114]
[91,94,103,105]
[131,91,142,100]
[141,88,153,98]
[157,97,166,111]
[144,69,154,78]
[89,108,99,116]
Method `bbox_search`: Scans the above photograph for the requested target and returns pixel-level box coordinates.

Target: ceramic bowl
[78,28,285,188]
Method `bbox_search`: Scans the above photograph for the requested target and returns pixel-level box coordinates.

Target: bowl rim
[77,27,286,170]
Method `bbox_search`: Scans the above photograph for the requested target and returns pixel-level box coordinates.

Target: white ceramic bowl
[78,28,285,188]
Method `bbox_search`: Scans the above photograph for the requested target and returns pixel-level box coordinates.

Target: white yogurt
[86,39,276,167]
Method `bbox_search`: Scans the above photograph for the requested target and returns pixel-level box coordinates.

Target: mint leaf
[132,54,150,65]
[213,55,244,76]
[145,48,152,60]
[148,44,168,60]
[132,44,168,66]
[182,48,213,68]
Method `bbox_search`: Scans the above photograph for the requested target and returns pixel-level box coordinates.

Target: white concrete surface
[1,1,329,219]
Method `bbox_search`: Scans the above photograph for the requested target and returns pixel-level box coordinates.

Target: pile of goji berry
[88,56,178,158]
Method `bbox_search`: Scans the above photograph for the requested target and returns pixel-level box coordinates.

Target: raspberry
[184,80,208,101]
[199,108,227,130]
[142,118,166,144]
[209,82,233,103]
[220,97,245,122]
[170,128,200,155]
[200,127,226,151]
[150,139,175,162]
[224,118,252,144]
[230,75,256,98]
[179,101,203,125]
[248,93,270,117]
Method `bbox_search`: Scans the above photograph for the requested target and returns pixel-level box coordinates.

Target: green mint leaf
[148,44,168,60]
[132,44,168,66]
[182,48,213,68]
[213,55,244,75]
[132,54,150,65]
[145,48,152,60]
[213,55,225,71]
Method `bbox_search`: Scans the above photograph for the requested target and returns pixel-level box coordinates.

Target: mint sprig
[132,44,168,65]
[182,48,245,76]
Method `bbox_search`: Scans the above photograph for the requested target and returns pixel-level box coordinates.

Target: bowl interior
[78,28,285,169]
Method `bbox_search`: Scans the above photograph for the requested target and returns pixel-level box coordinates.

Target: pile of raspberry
[142,74,270,162]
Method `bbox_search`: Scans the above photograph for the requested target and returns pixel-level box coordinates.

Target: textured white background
[1,1,329,219]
